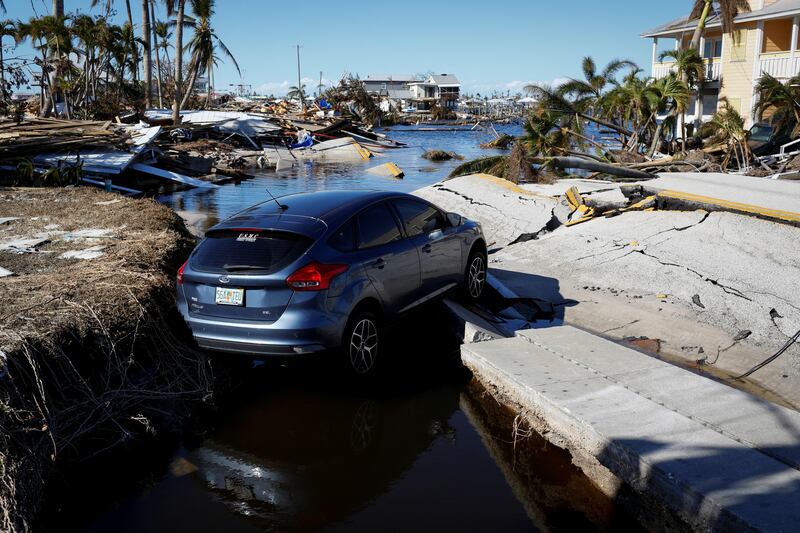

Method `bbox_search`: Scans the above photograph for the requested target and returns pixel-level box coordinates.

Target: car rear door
[353,201,421,315]
[181,229,314,322]
[391,198,463,297]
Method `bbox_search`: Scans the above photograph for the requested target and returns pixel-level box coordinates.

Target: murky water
[158,124,523,235]
[38,306,637,532]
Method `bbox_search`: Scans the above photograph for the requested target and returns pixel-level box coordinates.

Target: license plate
[215,287,244,306]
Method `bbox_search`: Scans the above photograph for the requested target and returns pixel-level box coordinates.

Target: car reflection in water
[189,383,459,530]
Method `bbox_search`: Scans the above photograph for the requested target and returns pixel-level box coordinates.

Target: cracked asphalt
[415,176,800,407]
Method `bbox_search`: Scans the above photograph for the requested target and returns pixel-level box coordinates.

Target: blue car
[177,190,487,375]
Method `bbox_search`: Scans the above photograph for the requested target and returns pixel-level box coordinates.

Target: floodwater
[159,124,523,235]
[39,306,638,533]
[38,125,642,532]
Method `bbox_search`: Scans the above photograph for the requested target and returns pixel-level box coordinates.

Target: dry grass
[0,187,210,533]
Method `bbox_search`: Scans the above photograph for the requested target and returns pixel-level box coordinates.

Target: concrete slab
[414,174,559,247]
[463,326,800,531]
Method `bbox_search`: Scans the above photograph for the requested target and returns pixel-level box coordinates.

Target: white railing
[652,60,721,82]
[652,62,676,79]
[759,56,800,79]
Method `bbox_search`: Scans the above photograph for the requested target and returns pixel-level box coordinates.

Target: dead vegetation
[0,187,210,533]
[422,150,464,162]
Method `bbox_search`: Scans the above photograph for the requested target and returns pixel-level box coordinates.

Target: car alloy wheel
[468,254,486,299]
[349,317,379,375]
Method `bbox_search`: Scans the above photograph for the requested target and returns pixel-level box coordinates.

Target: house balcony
[652,59,721,83]
[758,52,800,80]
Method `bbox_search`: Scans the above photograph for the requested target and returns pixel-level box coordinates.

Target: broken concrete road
[415,173,561,247]
[415,173,800,408]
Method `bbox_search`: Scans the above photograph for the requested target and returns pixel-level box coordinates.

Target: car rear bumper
[179,302,345,357]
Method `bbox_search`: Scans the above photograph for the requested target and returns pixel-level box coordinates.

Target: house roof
[363,74,416,83]
[643,0,800,38]
[429,74,460,86]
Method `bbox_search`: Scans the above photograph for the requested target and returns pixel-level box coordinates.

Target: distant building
[409,74,461,110]
[362,75,416,100]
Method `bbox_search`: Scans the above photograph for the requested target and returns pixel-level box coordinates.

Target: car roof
[208,190,426,235]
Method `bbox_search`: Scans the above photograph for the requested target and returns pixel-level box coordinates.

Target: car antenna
[266,187,288,211]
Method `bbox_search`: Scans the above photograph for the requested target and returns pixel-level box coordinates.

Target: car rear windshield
[749,125,773,142]
[192,230,312,274]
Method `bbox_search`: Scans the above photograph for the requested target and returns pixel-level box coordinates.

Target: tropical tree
[709,97,750,169]
[287,83,306,104]
[752,73,800,136]
[647,74,691,156]
[150,0,164,106]
[142,0,152,106]
[689,0,750,51]
[179,0,239,109]
[556,56,637,114]
[659,47,705,143]
[91,0,137,81]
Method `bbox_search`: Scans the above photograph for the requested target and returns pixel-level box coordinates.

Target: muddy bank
[0,187,210,532]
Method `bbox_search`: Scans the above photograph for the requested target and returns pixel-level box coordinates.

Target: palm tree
[180,0,239,109]
[150,0,164,106]
[752,73,800,136]
[556,56,638,113]
[659,48,705,143]
[689,0,750,51]
[710,97,750,169]
[647,74,691,156]
[287,83,306,105]
[166,0,186,124]
[142,0,152,107]
[91,0,137,81]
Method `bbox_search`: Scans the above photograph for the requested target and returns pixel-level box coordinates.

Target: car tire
[342,310,381,376]
[464,248,487,302]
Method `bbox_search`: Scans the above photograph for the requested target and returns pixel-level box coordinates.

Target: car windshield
[749,125,773,142]
[192,230,312,274]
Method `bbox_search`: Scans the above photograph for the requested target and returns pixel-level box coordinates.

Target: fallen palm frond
[480,134,515,149]
[448,155,507,179]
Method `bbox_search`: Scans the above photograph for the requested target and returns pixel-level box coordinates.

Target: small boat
[264,137,374,169]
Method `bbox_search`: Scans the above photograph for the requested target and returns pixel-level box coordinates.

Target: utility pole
[296,44,304,112]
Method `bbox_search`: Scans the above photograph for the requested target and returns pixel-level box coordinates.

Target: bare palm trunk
[142,0,152,107]
[124,0,138,82]
[180,58,200,110]
[171,0,185,125]
[690,0,713,51]
[150,0,163,107]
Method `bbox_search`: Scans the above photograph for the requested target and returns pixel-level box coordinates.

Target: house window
[701,93,719,115]
[704,38,723,58]
[763,18,793,53]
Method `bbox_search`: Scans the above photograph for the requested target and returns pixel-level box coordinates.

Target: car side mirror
[446,212,463,227]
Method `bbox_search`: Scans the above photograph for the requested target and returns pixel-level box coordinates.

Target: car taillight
[286,262,348,291]
[177,260,187,285]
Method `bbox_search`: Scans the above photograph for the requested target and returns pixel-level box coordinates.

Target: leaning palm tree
[752,73,800,137]
[180,0,239,109]
[689,0,750,51]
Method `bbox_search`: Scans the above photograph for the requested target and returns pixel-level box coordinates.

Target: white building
[408,74,461,110]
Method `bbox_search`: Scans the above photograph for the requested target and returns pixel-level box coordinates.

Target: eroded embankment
[0,187,210,533]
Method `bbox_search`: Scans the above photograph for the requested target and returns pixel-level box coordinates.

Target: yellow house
[643,0,800,129]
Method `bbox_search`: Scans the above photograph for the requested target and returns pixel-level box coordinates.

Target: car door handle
[422,243,432,253]
[372,258,387,269]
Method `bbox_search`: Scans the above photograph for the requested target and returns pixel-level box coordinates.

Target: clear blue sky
[5,0,690,96]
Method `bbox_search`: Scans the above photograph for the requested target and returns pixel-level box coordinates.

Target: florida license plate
[215,287,244,306]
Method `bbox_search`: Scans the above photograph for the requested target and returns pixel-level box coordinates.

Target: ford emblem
[218,276,230,284]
